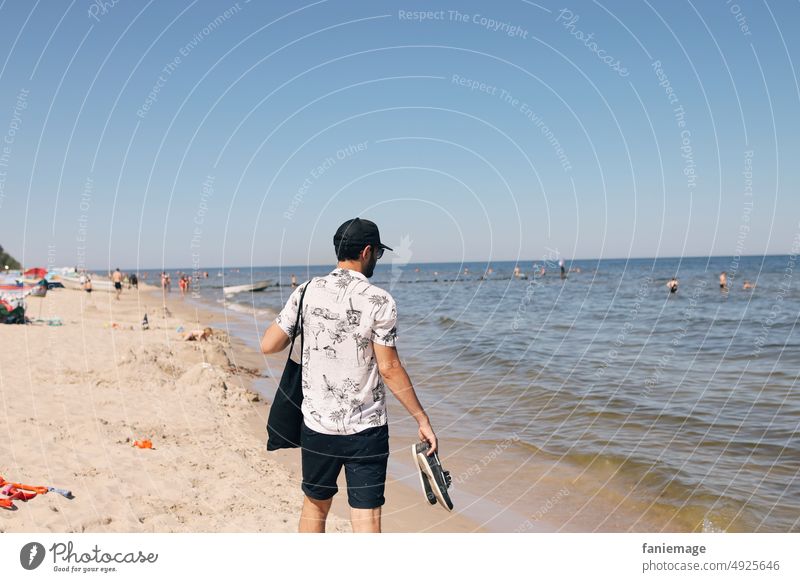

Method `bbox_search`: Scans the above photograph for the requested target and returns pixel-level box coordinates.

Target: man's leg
[299,495,332,533]
[299,423,342,532]
[350,506,381,533]
[344,426,389,533]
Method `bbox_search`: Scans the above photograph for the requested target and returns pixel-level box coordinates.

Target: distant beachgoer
[84,275,92,294]
[183,327,212,341]
[112,268,123,300]
[513,266,521,278]
[165,273,171,293]
[179,276,187,297]
[743,280,754,290]
[291,274,298,288]
[719,271,727,290]
[160,272,167,293]
[130,273,138,289]
[539,266,545,276]
[559,258,566,279]
[666,277,679,294]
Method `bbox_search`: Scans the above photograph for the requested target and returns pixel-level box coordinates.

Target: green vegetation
[0,244,21,270]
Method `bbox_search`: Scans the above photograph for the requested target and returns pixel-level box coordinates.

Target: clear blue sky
[0,0,797,270]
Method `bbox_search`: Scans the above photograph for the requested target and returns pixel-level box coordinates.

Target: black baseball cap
[333,218,393,254]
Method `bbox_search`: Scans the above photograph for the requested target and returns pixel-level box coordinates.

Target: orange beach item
[0,475,73,506]
[1,484,37,501]
[0,476,47,495]
[133,439,153,449]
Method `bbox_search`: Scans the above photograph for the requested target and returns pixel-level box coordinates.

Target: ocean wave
[224,301,278,319]
[435,315,482,330]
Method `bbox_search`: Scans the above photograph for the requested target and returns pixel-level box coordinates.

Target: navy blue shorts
[300,422,389,509]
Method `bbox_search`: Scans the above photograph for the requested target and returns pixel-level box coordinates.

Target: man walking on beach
[112,268,123,300]
[260,217,437,533]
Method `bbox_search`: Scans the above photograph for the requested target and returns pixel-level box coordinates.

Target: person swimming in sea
[666,277,679,294]
[719,271,727,290]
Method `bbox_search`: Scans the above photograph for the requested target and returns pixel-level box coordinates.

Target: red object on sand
[24,267,47,279]
[0,476,48,495]
[0,484,37,501]
[133,439,153,449]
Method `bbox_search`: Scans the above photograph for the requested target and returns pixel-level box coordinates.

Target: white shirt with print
[275,267,398,435]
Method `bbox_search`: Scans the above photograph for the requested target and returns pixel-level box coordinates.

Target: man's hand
[418,420,437,456]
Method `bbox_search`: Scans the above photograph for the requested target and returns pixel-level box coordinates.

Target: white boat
[58,275,115,292]
[223,280,272,295]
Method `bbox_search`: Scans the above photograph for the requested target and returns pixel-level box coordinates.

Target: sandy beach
[0,283,482,533]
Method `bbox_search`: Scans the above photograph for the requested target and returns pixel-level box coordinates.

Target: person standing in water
[719,271,728,291]
[666,277,679,294]
[559,258,566,279]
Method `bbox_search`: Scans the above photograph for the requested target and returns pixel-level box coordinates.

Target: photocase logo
[20,542,46,570]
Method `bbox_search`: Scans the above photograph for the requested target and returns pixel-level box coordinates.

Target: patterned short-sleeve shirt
[275,267,398,435]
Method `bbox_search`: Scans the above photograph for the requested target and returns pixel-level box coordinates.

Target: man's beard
[363,255,377,278]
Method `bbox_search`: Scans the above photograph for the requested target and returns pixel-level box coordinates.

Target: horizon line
[53,252,795,273]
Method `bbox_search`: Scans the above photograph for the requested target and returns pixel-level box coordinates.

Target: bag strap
[288,279,312,358]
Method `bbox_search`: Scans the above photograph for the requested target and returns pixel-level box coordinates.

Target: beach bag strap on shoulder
[287,279,310,360]
[266,279,312,451]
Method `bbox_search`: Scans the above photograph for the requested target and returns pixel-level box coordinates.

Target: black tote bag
[266,280,311,450]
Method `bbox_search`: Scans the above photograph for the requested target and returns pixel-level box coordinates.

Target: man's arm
[263,283,306,354]
[373,342,437,454]
[260,321,291,354]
